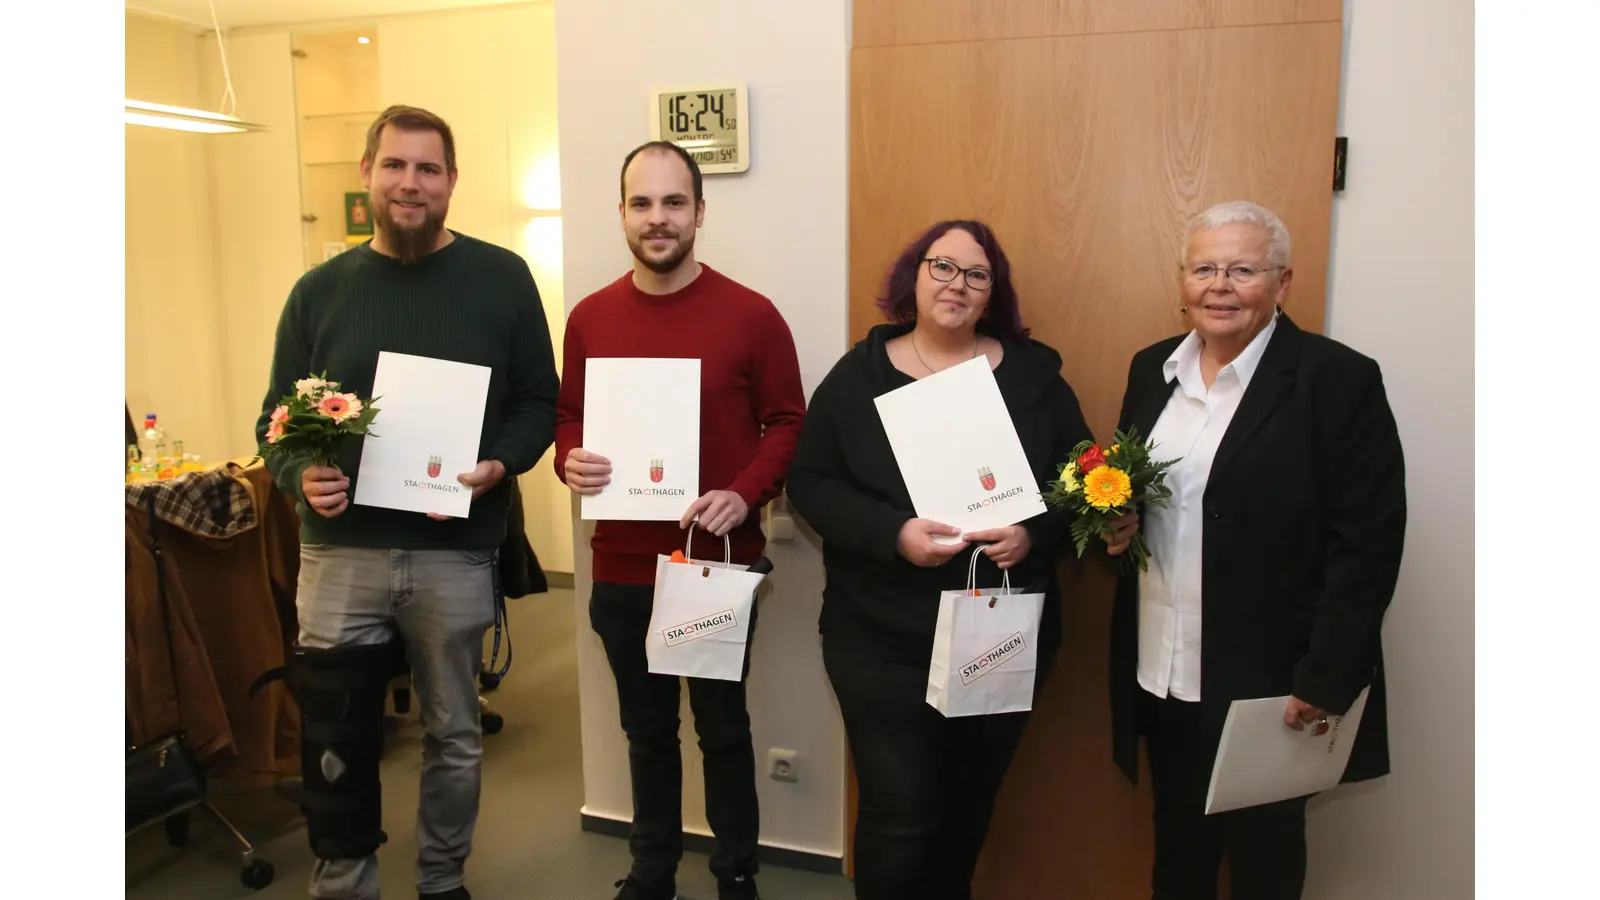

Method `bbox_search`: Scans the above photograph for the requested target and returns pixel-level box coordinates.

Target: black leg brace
[288,641,399,861]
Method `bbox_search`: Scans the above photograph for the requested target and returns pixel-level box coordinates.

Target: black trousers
[589,581,760,889]
[1142,691,1310,900]
[825,634,1048,900]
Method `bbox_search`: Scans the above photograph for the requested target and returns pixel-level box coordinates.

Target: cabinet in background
[290,28,380,271]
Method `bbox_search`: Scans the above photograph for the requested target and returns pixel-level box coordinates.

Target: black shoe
[419,888,469,900]
[718,874,760,900]
[613,876,678,900]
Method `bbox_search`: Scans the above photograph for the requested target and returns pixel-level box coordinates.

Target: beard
[627,228,695,275]
[374,195,448,265]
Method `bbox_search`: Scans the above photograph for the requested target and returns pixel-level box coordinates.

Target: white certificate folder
[353,351,491,519]
[873,356,1046,542]
[1205,687,1372,815]
[580,357,701,522]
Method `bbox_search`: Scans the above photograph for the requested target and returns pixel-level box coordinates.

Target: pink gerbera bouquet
[254,372,380,468]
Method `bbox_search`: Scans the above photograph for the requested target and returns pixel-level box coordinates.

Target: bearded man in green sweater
[255,105,558,900]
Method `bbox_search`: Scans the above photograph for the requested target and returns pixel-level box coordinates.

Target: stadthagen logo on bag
[427,454,442,479]
[978,466,996,492]
[959,631,1027,685]
[662,608,739,647]
[650,458,664,483]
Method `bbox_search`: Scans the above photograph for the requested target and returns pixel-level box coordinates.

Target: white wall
[124,12,305,467]
[197,30,306,461]
[1309,2,1474,898]
[125,12,231,464]
[553,0,852,860]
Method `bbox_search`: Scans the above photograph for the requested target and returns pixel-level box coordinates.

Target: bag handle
[965,546,1010,607]
[683,527,733,568]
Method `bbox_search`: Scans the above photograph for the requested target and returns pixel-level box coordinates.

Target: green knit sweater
[255,232,559,551]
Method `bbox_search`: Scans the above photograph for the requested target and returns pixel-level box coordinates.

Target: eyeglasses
[923,257,994,291]
[1184,264,1284,286]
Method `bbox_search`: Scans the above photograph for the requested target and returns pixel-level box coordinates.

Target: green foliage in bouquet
[1041,427,1180,572]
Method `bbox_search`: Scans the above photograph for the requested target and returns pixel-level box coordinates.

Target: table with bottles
[126,412,208,483]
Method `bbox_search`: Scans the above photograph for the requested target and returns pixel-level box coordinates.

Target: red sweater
[555,264,807,585]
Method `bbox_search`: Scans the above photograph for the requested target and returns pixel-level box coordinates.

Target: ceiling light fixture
[124,0,264,135]
[124,100,264,134]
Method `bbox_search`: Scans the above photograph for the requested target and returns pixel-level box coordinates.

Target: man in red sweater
[555,141,805,900]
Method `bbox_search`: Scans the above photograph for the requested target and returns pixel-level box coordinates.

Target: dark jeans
[590,581,760,889]
[1142,690,1310,900]
[824,634,1051,900]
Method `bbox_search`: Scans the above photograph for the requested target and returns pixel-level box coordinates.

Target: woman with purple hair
[787,220,1093,900]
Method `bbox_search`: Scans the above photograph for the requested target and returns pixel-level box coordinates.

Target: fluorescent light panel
[124,100,264,134]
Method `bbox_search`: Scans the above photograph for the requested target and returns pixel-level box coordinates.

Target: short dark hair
[363,104,457,173]
[620,141,703,204]
[876,220,1030,342]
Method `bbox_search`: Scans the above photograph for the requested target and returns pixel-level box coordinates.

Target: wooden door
[847,2,1342,895]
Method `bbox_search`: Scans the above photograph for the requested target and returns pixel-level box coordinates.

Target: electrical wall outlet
[767,748,799,783]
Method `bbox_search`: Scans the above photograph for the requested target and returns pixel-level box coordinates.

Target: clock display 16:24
[661,90,740,166]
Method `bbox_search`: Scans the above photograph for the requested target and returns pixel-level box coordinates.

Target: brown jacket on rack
[125,462,303,786]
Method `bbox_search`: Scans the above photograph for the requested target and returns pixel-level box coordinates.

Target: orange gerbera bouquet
[253,373,381,469]
[1043,427,1179,573]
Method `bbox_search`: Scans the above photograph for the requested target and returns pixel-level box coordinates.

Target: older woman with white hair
[1101,201,1407,899]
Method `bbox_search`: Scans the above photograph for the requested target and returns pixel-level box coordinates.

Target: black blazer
[1109,314,1406,787]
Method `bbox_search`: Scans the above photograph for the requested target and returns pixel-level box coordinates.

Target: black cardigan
[787,322,1093,663]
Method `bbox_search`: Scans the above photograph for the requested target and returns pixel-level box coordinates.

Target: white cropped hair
[1185,200,1291,268]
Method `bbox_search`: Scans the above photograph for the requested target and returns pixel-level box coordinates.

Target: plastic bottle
[141,414,161,464]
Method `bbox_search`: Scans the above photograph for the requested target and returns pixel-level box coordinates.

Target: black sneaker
[419,888,470,900]
[612,876,678,900]
[718,874,760,900]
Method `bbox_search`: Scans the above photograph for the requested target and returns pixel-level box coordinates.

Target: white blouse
[1137,313,1278,702]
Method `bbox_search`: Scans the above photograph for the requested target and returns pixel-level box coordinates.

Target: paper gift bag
[645,531,767,682]
[926,549,1046,717]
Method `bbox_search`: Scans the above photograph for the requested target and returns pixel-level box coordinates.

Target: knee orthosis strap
[289,642,397,861]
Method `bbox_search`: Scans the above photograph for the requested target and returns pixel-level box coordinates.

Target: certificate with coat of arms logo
[580,357,700,522]
[352,351,491,518]
[874,356,1046,543]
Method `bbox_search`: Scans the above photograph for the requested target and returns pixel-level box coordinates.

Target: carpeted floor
[125,588,855,900]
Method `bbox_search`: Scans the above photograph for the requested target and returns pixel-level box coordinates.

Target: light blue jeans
[296,545,497,899]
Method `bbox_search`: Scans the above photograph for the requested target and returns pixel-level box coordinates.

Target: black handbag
[125,489,207,833]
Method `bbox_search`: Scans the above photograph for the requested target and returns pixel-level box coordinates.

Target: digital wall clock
[648,83,750,175]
